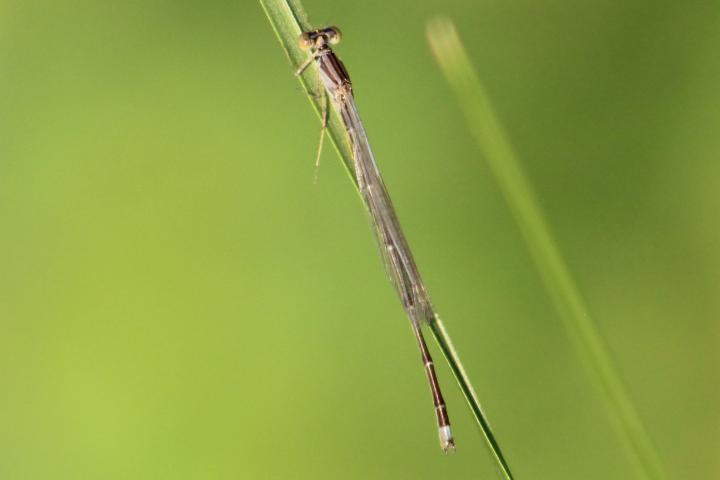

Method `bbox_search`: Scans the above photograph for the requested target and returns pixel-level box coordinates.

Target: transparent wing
[340,96,435,326]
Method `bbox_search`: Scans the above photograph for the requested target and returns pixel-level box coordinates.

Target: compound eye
[326,26,342,45]
[298,32,314,50]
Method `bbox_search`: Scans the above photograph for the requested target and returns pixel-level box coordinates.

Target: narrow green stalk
[426,17,666,480]
[258,0,356,184]
[259,2,514,478]
[429,317,514,479]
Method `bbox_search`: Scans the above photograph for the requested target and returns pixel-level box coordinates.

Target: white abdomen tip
[439,425,455,453]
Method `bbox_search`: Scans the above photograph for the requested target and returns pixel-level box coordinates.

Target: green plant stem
[259,2,514,479]
[259,0,356,183]
[426,17,666,480]
[429,317,513,479]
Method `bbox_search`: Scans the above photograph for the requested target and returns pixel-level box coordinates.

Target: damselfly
[297,27,454,453]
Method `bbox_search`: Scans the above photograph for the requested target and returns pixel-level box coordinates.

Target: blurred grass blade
[426,17,666,480]
[259,2,514,478]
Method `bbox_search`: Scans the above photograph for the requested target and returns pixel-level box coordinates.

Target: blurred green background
[1,0,718,478]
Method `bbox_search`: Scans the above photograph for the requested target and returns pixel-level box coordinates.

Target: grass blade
[258,0,356,185]
[259,2,514,478]
[426,17,666,480]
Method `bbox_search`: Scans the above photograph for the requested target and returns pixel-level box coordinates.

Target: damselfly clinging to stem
[296,26,455,453]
